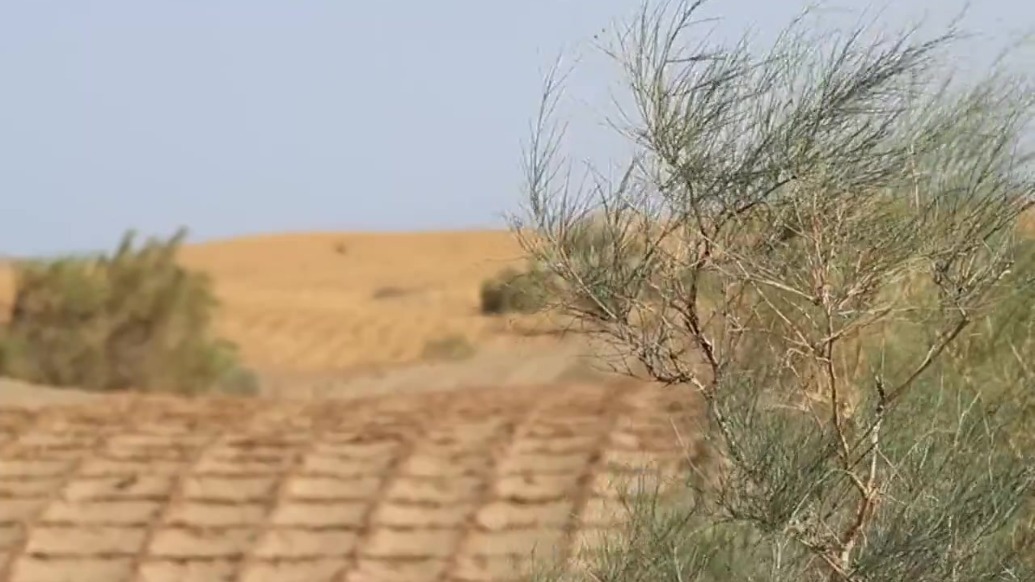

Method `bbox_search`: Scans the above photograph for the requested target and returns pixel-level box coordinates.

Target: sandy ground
[0,378,707,582]
[0,230,706,581]
[177,230,536,373]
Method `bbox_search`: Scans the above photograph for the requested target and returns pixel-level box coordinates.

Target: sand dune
[1,230,560,377]
[0,228,629,398]
[179,230,541,373]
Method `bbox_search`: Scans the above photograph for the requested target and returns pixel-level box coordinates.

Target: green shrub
[0,228,256,396]
[479,266,550,315]
[481,214,649,318]
[536,212,652,321]
[518,0,1035,578]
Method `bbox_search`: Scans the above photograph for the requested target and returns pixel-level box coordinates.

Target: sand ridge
[0,379,706,582]
[0,230,547,375]
[175,231,533,373]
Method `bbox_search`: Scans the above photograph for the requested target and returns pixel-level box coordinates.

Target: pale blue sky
[0,0,1028,256]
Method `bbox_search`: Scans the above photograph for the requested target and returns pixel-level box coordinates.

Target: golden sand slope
[180,230,536,373]
[0,378,706,582]
[0,230,546,375]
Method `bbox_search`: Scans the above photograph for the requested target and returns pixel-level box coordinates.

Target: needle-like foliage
[516,1,1035,579]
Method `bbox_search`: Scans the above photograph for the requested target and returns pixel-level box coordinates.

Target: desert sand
[176,230,536,376]
[0,230,704,581]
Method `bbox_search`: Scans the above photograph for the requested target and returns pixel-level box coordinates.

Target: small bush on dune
[0,228,257,396]
[480,265,551,315]
[530,210,653,320]
[480,216,645,318]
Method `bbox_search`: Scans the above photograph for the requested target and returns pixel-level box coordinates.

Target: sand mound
[0,379,706,582]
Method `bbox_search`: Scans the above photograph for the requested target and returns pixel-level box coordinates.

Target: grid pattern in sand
[0,381,705,582]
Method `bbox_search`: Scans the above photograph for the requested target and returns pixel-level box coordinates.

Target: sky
[0,0,1029,256]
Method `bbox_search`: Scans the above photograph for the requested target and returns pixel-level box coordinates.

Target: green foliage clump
[517,0,1035,578]
[481,215,646,318]
[0,228,257,395]
[539,211,651,321]
[480,265,551,315]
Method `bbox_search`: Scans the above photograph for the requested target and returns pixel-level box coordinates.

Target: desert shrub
[0,228,256,395]
[479,265,551,315]
[518,0,1035,579]
[481,216,646,318]
[531,210,654,320]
